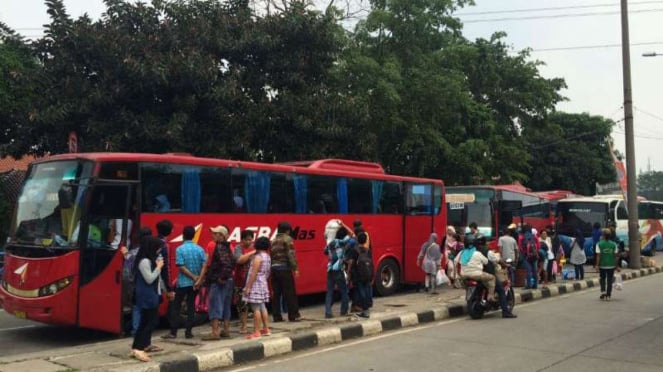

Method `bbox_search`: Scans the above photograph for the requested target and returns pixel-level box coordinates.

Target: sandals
[246,331,261,340]
[131,350,152,363]
[260,328,271,336]
[201,333,221,341]
[144,345,163,353]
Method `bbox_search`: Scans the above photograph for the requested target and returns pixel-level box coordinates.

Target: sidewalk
[1,265,660,372]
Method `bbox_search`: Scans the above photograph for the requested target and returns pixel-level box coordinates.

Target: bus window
[616,201,628,220]
[378,181,402,214]
[141,163,183,212]
[308,175,338,214]
[268,173,295,213]
[348,178,372,214]
[433,185,443,215]
[200,167,233,213]
[406,183,433,215]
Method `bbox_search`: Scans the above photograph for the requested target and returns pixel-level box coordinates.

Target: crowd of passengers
[417,221,626,319]
[121,218,372,363]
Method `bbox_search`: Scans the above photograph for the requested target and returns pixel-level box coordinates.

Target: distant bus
[556,195,663,259]
[446,184,554,248]
[0,153,445,333]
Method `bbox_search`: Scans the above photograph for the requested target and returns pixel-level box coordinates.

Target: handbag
[435,269,450,286]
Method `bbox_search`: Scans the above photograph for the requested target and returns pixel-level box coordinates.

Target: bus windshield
[557,202,608,236]
[11,160,93,248]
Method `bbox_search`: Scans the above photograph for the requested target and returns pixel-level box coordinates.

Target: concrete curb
[137,265,663,372]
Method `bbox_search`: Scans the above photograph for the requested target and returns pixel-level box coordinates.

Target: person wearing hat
[201,225,235,340]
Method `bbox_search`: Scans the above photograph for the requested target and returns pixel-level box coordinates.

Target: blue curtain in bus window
[245,171,270,213]
[371,180,383,213]
[337,177,348,214]
[293,175,308,213]
[181,168,201,213]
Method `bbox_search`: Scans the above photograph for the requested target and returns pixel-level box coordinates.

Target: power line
[455,1,663,16]
[634,106,663,124]
[462,8,663,23]
[530,41,663,52]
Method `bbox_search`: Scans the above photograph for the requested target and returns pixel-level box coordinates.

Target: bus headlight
[38,277,73,297]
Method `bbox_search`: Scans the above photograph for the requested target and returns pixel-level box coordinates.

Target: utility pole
[621,0,640,268]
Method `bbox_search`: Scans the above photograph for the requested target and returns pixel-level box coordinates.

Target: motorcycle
[465,260,515,319]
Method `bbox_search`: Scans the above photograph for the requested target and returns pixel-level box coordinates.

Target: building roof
[0,155,39,172]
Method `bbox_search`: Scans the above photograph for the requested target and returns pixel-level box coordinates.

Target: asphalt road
[0,309,116,357]
[227,274,663,372]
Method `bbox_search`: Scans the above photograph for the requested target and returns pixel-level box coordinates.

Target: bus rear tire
[375,259,400,296]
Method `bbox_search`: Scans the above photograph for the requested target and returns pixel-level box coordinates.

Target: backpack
[522,237,538,262]
[354,247,374,283]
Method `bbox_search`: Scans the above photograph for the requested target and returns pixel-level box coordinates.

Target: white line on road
[0,325,37,332]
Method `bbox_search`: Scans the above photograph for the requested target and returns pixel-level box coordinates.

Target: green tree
[0,23,39,158]
[522,112,616,195]
[638,171,663,200]
[6,0,352,161]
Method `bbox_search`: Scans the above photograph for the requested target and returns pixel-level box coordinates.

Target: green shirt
[596,239,618,268]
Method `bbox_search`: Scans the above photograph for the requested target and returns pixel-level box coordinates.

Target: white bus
[556,195,663,259]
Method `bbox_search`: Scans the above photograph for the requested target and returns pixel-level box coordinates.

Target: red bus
[0,153,445,333]
[446,184,555,248]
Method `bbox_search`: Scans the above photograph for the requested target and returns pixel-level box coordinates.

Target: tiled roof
[0,155,39,172]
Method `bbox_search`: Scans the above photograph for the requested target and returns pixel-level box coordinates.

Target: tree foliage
[0,0,618,194]
[638,171,663,200]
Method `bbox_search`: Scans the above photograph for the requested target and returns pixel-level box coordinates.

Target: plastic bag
[436,269,450,286]
[613,275,623,291]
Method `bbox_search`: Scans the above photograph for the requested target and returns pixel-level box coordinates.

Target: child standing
[243,236,271,339]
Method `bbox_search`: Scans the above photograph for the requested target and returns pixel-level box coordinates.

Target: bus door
[403,183,435,284]
[77,182,134,333]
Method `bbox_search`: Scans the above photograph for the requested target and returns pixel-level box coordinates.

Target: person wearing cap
[270,221,301,322]
[498,226,518,285]
[201,225,235,340]
[162,226,206,340]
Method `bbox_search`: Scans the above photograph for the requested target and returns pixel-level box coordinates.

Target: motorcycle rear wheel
[467,299,485,319]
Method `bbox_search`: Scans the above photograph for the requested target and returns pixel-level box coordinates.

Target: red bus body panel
[77,253,123,334]
[141,213,432,295]
[0,252,79,325]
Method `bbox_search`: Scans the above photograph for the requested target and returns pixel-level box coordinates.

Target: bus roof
[446,184,541,197]
[558,194,648,203]
[30,153,443,184]
[533,190,579,200]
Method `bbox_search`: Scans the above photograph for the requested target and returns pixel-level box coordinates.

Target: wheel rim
[381,265,394,289]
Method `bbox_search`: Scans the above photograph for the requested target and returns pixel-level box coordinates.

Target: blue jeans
[574,264,584,280]
[325,271,349,317]
[494,278,510,315]
[131,305,141,335]
[521,258,537,289]
[354,281,371,313]
[208,280,233,320]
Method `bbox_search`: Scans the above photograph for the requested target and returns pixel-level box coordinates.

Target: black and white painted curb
[109,266,662,372]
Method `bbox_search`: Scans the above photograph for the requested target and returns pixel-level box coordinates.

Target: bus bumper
[0,285,77,326]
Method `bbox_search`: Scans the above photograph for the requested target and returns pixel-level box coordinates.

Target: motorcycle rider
[475,235,517,319]
[455,235,496,302]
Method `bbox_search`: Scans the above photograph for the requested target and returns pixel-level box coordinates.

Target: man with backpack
[519,224,539,289]
[323,225,353,318]
[345,231,373,318]
[201,225,235,340]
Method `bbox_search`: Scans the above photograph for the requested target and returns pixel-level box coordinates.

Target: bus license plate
[14,310,26,319]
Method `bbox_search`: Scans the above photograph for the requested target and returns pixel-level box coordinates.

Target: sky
[1,0,663,172]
